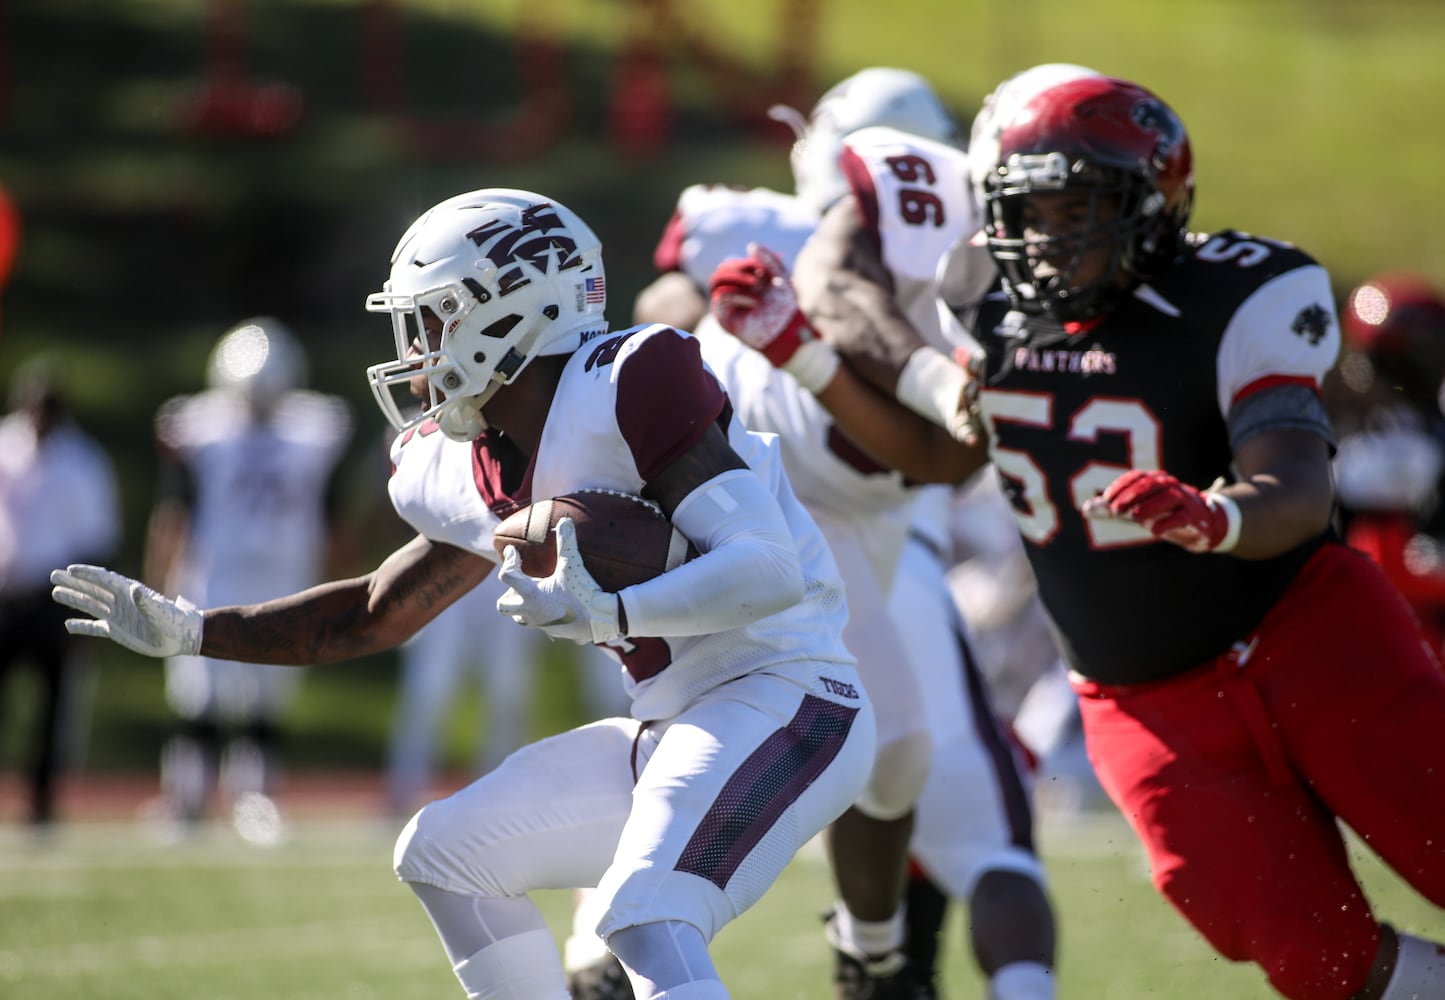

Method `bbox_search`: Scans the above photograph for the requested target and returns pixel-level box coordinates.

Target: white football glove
[495,518,622,645]
[50,564,204,658]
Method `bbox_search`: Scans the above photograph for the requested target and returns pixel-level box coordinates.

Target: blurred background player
[1329,272,1445,657]
[944,468,1103,818]
[636,67,1059,1000]
[0,355,120,828]
[143,317,352,843]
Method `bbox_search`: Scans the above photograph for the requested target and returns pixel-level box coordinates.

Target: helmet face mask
[981,77,1193,322]
[366,189,608,441]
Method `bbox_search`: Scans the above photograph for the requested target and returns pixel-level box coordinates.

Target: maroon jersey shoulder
[614,327,727,482]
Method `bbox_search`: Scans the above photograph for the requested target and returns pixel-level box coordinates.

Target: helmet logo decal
[1130,99,1184,158]
[466,203,584,297]
[1291,304,1333,346]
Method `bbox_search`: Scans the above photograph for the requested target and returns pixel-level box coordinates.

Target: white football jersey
[659,182,925,575]
[157,388,352,606]
[387,324,854,722]
[655,183,819,291]
[837,125,995,348]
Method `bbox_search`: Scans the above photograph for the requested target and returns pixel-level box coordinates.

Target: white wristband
[1205,491,1243,553]
[175,595,205,655]
[783,338,841,394]
[897,347,970,438]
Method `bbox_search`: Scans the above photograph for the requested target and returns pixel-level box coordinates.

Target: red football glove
[1083,469,1240,553]
[708,243,838,391]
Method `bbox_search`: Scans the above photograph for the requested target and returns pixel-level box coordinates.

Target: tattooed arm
[201,535,496,665]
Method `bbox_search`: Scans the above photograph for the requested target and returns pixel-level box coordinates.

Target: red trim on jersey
[1232,373,1318,405]
[616,331,726,482]
[840,146,882,255]
[652,208,688,273]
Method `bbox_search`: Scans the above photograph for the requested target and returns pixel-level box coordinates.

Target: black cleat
[903,871,949,1000]
[825,911,919,1000]
[566,953,634,1000]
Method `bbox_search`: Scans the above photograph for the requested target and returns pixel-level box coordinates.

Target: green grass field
[2,809,1439,1000]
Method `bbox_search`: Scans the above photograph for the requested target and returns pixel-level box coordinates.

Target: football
[492,489,699,592]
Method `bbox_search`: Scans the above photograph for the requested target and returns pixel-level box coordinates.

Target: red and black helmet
[1343,273,1445,357]
[1342,272,1445,406]
[981,76,1194,320]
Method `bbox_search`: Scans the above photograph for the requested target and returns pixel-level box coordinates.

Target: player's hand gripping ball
[493,491,698,644]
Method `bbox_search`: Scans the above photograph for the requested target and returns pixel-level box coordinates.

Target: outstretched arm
[203,534,495,663]
[54,534,496,666]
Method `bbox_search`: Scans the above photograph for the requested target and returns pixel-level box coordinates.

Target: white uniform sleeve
[1214,264,1340,418]
[617,468,804,637]
[841,126,978,285]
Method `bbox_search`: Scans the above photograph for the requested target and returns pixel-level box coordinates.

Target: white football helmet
[207,317,308,414]
[366,188,609,441]
[772,67,961,215]
[967,63,1103,204]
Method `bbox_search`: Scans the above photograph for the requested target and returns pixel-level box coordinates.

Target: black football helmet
[981,76,1194,321]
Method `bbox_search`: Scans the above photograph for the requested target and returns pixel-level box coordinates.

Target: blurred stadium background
[1,1,1443,997]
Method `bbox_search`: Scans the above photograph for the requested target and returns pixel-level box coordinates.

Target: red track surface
[0,771,475,825]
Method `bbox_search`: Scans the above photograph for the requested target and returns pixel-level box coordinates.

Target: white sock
[829,903,905,957]
[1381,932,1445,1000]
[989,961,1055,1000]
[650,980,730,1000]
[453,928,569,1000]
[564,888,613,971]
[608,919,718,997]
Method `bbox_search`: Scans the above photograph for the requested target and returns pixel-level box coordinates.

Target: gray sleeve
[1226,382,1337,454]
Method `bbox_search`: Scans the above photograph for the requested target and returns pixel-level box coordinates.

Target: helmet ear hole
[479,314,524,339]
[543,304,560,320]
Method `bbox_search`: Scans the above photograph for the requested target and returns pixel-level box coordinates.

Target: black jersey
[956,230,1341,683]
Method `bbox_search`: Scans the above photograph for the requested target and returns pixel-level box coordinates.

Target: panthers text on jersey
[956,230,1341,684]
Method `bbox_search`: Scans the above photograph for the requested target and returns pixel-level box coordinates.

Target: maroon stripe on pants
[676,695,858,889]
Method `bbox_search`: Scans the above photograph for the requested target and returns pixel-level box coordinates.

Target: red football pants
[1073,542,1445,1000]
